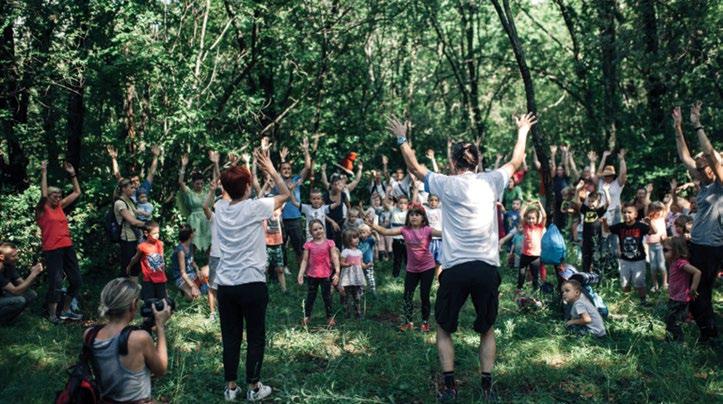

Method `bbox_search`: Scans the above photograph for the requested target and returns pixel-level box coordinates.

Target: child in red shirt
[127,221,167,301]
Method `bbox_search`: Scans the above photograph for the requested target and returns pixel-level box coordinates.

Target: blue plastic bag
[540,224,566,265]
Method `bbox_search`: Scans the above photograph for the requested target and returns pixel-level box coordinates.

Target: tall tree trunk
[459,2,485,156]
[0,22,29,190]
[491,0,554,218]
[638,0,665,154]
[598,0,620,148]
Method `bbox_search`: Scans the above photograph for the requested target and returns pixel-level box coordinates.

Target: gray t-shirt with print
[690,181,722,247]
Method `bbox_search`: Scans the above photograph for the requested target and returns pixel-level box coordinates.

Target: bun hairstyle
[114,178,134,199]
[98,278,140,319]
[452,142,480,171]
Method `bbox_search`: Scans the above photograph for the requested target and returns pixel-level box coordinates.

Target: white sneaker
[246,382,272,401]
[224,386,240,401]
[284,266,291,275]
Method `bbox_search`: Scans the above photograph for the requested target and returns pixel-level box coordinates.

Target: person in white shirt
[214,147,289,402]
[386,112,537,401]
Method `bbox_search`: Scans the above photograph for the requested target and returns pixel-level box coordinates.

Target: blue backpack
[541,224,566,265]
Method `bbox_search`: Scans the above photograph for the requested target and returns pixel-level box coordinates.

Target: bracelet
[69,175,76,178]
[694,126,704,131]
[396,136,407,145]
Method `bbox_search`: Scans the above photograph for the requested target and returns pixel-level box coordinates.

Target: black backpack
[105,199,128,243]
[55,325,103,404]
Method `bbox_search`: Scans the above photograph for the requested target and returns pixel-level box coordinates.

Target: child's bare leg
[275,266,287,292]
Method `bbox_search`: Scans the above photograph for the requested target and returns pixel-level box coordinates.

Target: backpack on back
[105,200,128,243]
[55,325,102,404]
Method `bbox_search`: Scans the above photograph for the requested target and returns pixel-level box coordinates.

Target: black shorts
[435,260,501,334]
[141,281,167,301]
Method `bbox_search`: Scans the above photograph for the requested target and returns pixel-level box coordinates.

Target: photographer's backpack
[55,325,103,404]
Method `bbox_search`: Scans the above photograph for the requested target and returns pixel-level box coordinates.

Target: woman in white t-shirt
[213,149,289,402]
[386,112,536,401]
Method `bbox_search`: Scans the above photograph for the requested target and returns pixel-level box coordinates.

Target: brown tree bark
[597,0,620,148]
[491,0,554,218]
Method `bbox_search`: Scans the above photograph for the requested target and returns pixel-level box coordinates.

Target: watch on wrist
[397,136,407,146]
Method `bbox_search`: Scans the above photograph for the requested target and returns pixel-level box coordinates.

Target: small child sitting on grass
[562,279,606,337]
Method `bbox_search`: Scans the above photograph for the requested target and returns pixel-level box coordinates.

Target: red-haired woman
[213,148,289,402]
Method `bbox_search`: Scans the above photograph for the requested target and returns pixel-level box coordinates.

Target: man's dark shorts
[435,260,501,334]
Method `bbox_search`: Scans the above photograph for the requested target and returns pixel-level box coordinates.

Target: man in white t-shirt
[387,112,537,401]
[596,149,627,260]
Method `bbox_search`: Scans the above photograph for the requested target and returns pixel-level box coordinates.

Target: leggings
[304,277,332,318]
[665,300,688,342]
[517,254,541,290]
[43,247,81,304]
[688,243,722,339]
[364,267,376,294]
[344,286,363,317]
[217,282,268,384]
[392,239,406,278]
[403,268,435,323]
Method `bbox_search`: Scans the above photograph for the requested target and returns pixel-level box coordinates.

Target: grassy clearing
[1,254,721,403]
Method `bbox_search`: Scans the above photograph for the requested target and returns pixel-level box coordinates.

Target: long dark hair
[405,204,429,227]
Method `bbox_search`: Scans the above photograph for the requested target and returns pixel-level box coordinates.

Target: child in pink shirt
[663,237,701,342]
[370,205,441,332]
[297,219,340,327]
[517,201,546,291]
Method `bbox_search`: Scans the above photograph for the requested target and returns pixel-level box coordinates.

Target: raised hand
[690,101,702,126]
[279,146,289,162]
[560,144,569,154]
[381,155,388,165]
[151,145,161,157]
[645,183,653,194]
[550,145,558,155]
[180,153,189,167]
[41,160,48,172]
[301,137,309,152]
[514,112,537,134]
[672,106,683,128]
[227,152,239,167]
[241,152,250,165]
[64,162,76,176]
[587,150,598,162]
[386,115,410,139]
[208,150,220,164]
[670,178,678,191]
[254,147,276,175]
[260,137,271,152]
[601,150,612,160]
[617,148,626,159]
[426,149,436,159]
[321,163,327,172]
[495,153,503,161]
[106,145,118,159]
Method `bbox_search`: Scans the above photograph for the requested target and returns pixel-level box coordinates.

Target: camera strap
[117,325,143,356]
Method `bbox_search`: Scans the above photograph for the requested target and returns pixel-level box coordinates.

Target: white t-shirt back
[427,169,508,268]
[426,207,443,240]
[214,197,275,286]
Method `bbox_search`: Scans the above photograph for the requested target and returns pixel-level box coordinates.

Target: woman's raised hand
[64,162,76,176]
[514,112,537,133]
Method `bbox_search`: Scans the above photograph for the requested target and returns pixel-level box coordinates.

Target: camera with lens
[140,297,175,319]
[139,297,175,333]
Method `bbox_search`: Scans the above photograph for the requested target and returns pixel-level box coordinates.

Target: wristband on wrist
[397,136,407,145]
[694,126,704,131]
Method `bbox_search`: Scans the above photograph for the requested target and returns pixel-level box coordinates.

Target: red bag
[55,326,102,404]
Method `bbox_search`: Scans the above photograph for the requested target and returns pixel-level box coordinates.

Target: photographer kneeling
[85,278,171,403]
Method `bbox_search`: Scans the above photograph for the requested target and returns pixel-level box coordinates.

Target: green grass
[1,252,721,403]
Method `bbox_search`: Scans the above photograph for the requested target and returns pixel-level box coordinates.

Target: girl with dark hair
[37,160,83,324]
[213,148,289,401]
[368,204,441,332]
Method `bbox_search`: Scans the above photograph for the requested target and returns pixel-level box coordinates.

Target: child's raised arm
[203,178,218,220]
[537,201,547,225]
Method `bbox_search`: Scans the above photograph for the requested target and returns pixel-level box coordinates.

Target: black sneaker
[437,385,457,402]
